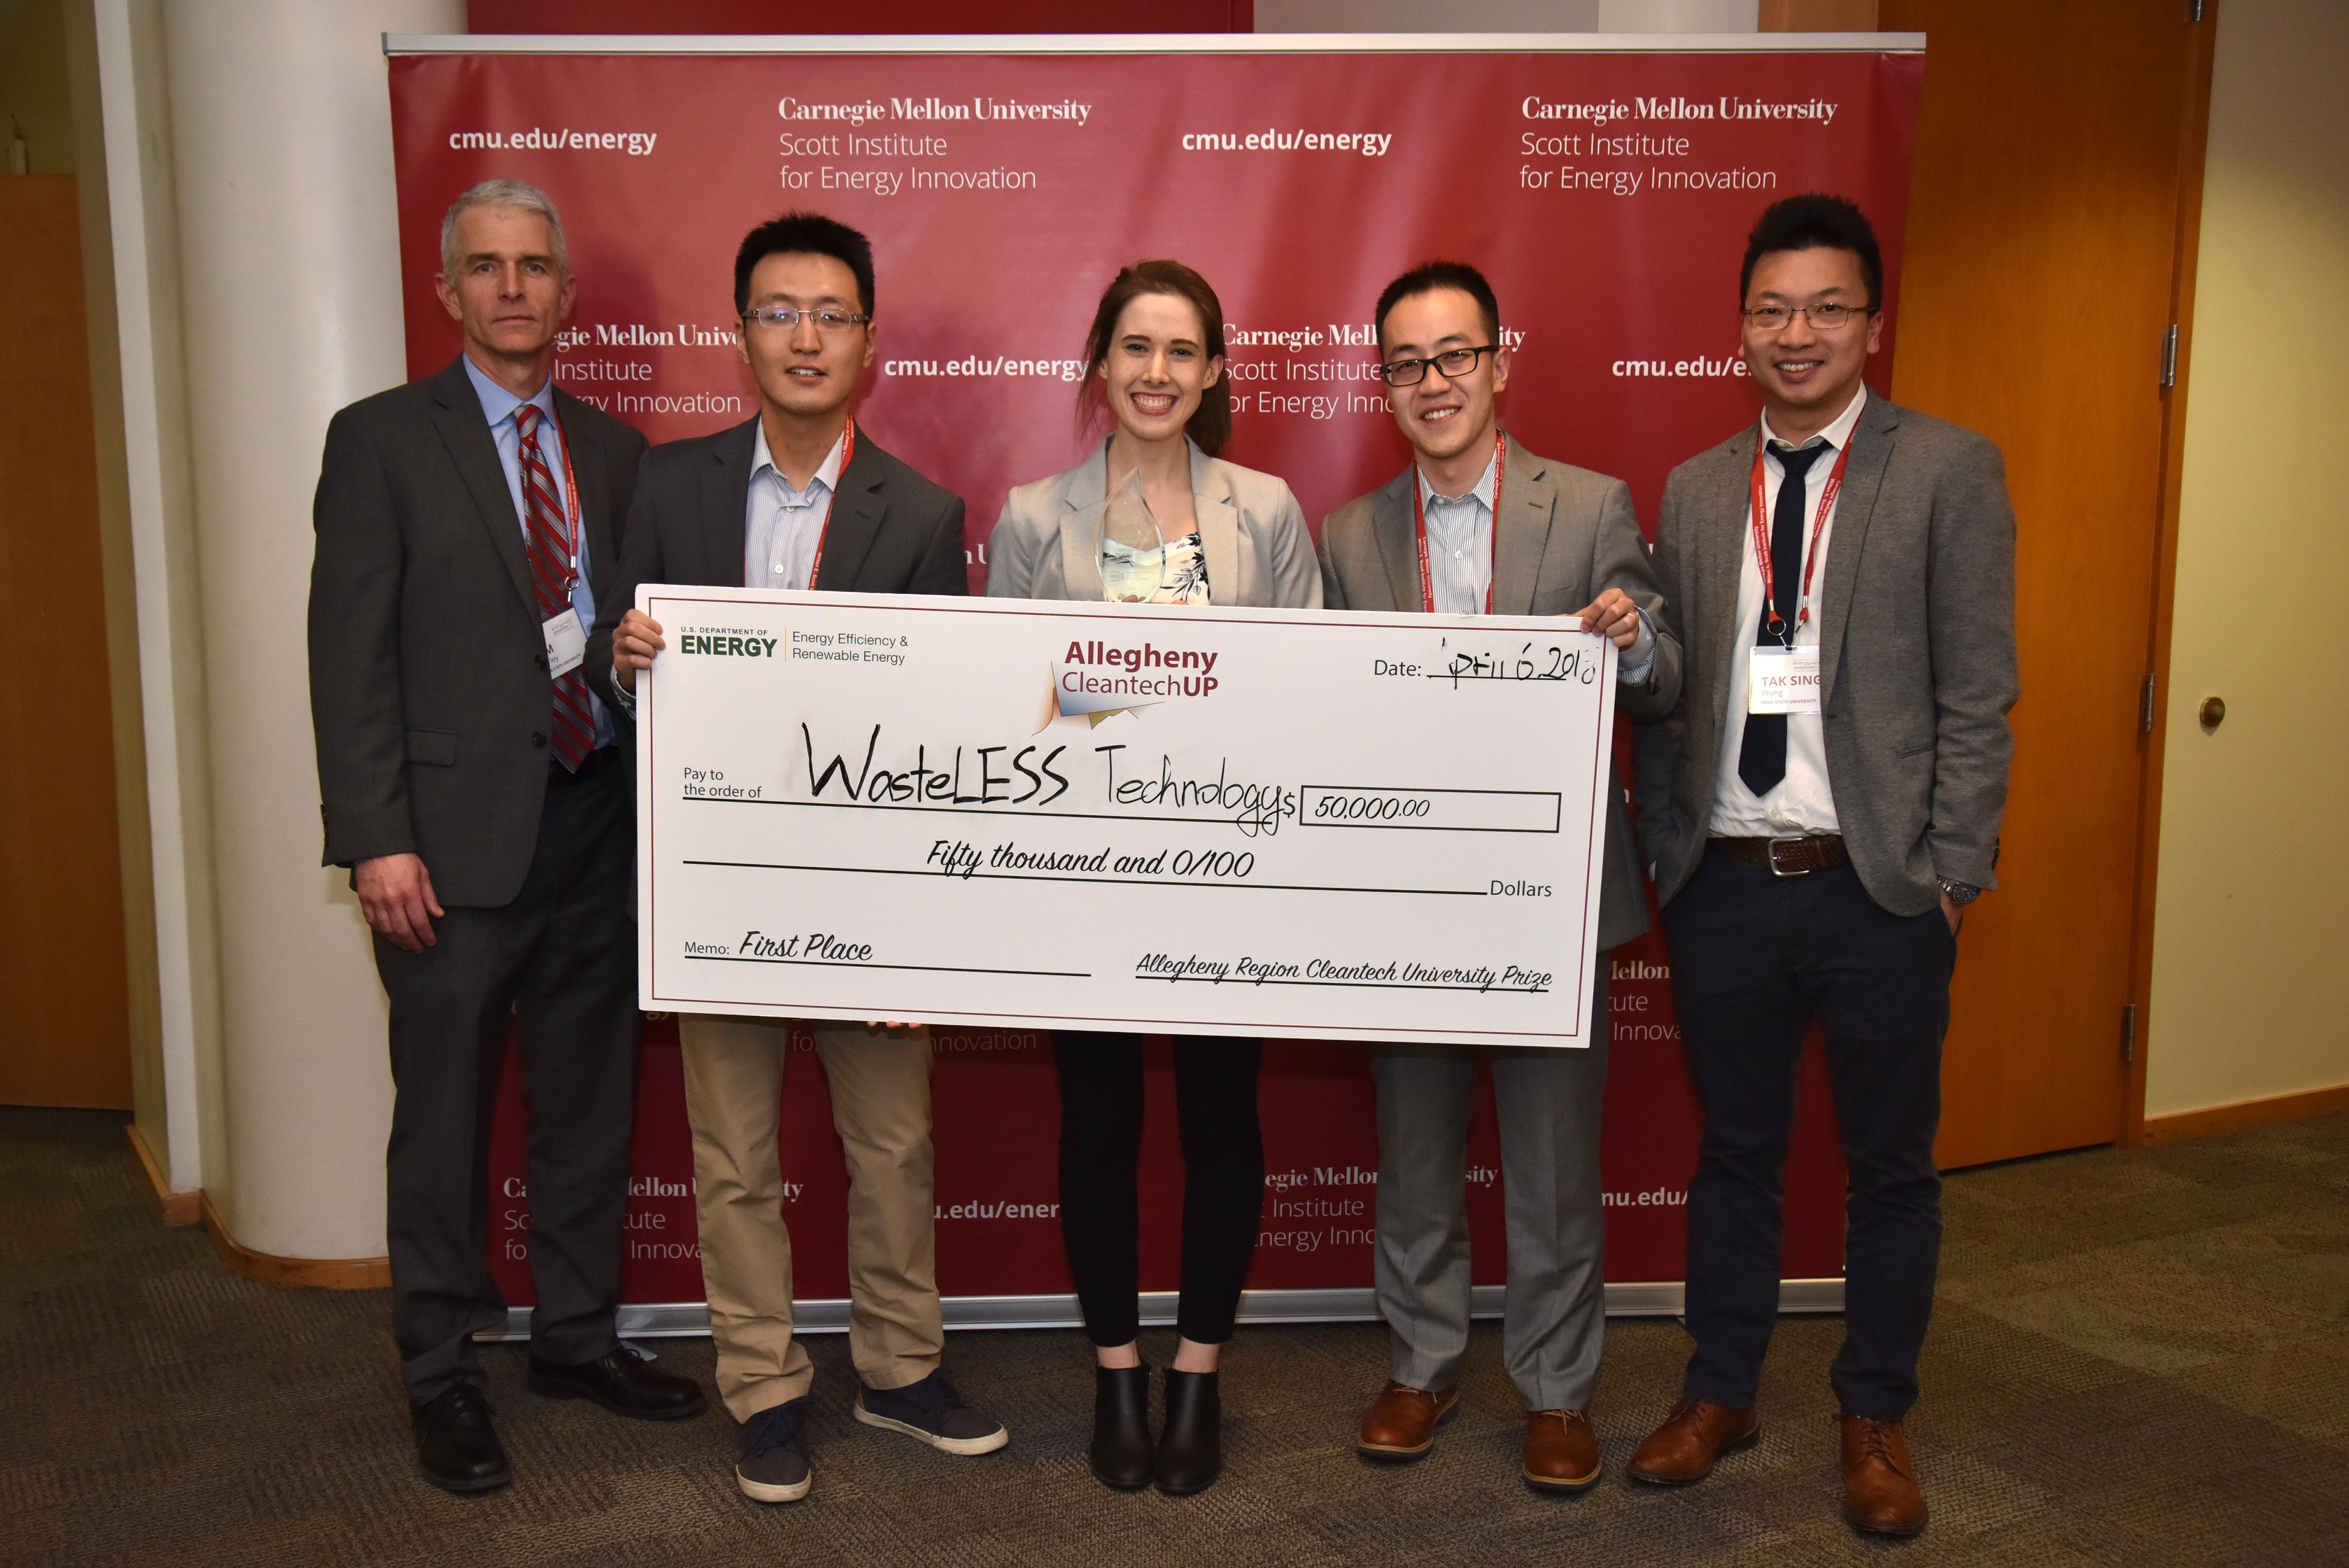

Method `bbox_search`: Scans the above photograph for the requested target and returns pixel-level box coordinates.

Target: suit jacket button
[530,732,547,748]
[534,652,549,670]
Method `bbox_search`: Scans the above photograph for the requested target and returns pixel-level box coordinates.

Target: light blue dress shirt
[1415,449,1654,684]
[462,355,613,749]
[744,418,847,590]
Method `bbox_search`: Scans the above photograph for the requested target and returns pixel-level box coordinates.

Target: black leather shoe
[411,1383,511,1495]
[528,1344,707,1420]
[1089,1364,1154,1491]
[1154,1369,1222,1496]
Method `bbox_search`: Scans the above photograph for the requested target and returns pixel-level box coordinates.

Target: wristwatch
[1939,880,1982,907]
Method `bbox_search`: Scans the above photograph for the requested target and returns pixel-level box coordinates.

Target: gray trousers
[1371,968,1609,1411]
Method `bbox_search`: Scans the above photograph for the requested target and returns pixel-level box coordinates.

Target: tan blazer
[984,438,1324,609]
[1317,436,1681,952]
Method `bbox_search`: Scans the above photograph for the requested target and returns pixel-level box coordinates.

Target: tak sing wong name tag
[632,587,1621,1048]
[1749,644,1821,715]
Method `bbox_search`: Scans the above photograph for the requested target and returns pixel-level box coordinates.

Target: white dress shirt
[744,419,848,591]
[1707,383,1869,838]
[1415,449,1654,682]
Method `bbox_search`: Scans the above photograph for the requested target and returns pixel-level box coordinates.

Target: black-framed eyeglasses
[740,305,870,334]
[1742,303,1874,332]
[1376,344,1499,386]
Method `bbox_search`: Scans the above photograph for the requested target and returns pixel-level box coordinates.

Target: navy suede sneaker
[736,1397,813,1504]
[854,1370,1008,1455]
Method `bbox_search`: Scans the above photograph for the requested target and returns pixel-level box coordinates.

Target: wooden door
[1879,0,2212,1166]
[0,176,134,1109]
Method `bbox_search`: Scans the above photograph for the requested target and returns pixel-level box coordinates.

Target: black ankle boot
[1154,1369,1222,1495]
[1089,1364,1154,1490]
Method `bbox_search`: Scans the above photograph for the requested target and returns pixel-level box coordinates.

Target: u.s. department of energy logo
[677,625,777,657]
[1036,637,1223,732]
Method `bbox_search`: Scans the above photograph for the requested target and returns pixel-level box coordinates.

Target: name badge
[543,608,586,679]
[1748,644,1821,715]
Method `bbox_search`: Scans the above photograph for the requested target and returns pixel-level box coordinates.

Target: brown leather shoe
[1840,1415,1926,1537]
[1625,1397,1759,1485]
[1522,1409,1600,1492]
[1356,1381,1459,1457]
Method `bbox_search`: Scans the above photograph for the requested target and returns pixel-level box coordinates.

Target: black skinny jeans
[1054,1032,1266,1346]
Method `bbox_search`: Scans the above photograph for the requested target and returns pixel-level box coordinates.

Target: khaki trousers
[679,1015,942,1421]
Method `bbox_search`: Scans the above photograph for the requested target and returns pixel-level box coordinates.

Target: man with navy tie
[1628,195,2018,1537]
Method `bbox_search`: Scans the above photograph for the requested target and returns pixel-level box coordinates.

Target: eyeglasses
[1742,303,1874,332]
[740,305,870,334]
[1376,344,1499,386]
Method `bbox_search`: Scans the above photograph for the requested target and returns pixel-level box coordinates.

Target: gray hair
[439,179,569,278]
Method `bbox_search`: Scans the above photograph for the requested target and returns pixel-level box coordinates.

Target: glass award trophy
[1096,468,1166,603]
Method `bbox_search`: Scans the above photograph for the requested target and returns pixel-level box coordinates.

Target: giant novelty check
[636,588,1618,1047]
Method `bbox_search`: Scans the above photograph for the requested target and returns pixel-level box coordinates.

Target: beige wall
[2147,0,2349,1118]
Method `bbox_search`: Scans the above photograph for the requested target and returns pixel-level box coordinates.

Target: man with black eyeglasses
[591,212,1003,1506]
[1318,262,1680,1493]
[1625,195,2017,1539]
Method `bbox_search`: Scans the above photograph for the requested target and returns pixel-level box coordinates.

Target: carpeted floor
[3,1108,2347,1567]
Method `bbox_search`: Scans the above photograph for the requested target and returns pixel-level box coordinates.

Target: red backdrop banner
[389,38,1923,1313]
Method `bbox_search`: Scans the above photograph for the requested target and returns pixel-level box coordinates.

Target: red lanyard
[544,406,584,593]
[803,418,856,591]
[1413,433,1506,614]
[1747,428,1853,644]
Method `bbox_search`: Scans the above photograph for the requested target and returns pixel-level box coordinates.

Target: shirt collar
[1761,382,1868,455]
[1414,444,1499,512]
[461,353,557,432]
[751,417,848,497]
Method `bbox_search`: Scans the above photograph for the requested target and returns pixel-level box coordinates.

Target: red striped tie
[516,404,594,770]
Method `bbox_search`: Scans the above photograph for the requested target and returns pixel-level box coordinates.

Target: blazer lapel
[814,431,887,591]
[1699,427,1758,740]
[1057,441,1109,602]
[1190,441,1241,604]
[703,417,757,588]
[1493,435,1551,618]
[1816,394,1899,710]
[427,358,538,618]
[1369,468,1418,612]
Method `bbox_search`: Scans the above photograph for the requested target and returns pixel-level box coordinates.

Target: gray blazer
[1633,395,2019,917]
[985,438,1323,609]
[1317,437,1682,951]
[308,355,647,907]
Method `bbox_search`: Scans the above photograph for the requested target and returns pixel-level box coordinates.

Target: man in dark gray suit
[1625,195,2017,1539]
[1320,263,1681,1493]
[309,180,703,1497]
[593,212,1004,1509]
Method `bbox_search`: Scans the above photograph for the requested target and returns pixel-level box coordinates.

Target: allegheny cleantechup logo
[1039,637,1225,731]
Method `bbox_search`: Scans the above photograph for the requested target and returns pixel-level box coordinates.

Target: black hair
[1374,261,1501,351]
[1740,193,1883,309]
[733,211,875,317]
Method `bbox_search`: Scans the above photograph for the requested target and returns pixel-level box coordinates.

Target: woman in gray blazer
[986,261,1320,1498]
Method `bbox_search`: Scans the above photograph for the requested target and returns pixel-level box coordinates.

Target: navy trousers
[1663,845,1955,1421]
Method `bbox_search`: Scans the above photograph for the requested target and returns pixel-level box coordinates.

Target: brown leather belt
[1712,834,1846,877]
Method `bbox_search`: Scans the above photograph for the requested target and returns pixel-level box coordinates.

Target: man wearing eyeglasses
[1318,262,1680,1493]
[592,212,1001,1506]
[1625,195,2017,1539]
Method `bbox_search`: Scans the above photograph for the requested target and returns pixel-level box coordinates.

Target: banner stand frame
[480,1280,1847,1341]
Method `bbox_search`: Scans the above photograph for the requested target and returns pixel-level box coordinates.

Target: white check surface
[637,588,1618,1047]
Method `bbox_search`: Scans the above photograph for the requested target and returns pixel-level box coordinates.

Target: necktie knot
[515,403,541,443]
[1773,439,1828,482]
